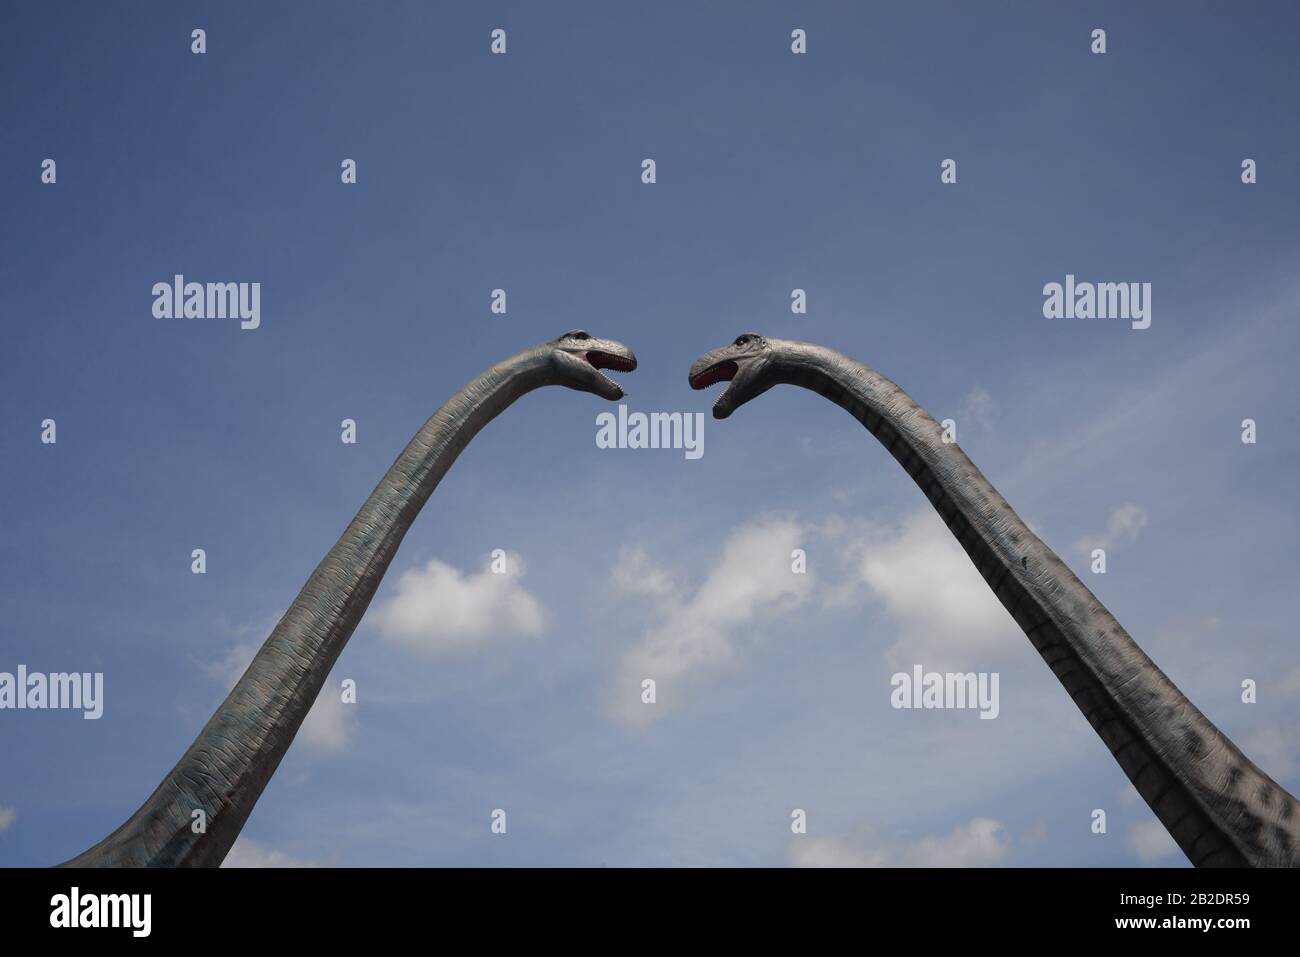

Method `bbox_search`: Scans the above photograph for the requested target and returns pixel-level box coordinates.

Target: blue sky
[2,1,1298,866]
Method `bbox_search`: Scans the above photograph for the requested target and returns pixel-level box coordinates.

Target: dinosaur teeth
[587,351,636,373]
[689,360,737,390]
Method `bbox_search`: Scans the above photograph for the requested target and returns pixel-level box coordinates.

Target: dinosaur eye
[567,331,592,340]
[734,335,749,346]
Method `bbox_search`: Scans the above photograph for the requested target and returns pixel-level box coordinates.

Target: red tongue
[690,361,737,389]
[588,351,635,372]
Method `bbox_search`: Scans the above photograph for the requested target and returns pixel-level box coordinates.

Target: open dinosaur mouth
[587,351,637,373]
[584,350,637,397]
[689,360,737,390]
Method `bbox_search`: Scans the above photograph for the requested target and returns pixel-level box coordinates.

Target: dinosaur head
[688,333,778,418]
[550,330,638,400]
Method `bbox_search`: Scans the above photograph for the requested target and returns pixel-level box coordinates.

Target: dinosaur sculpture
[63,331,637,867]
[689,333,1299,867]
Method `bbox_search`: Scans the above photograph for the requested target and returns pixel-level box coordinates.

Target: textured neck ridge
[778,343,1298,867]
[64,348,554,867]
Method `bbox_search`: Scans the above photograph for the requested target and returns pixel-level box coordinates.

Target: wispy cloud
[1073,503,1148,558]
[608,518,811,726]
[1128,819,1180,863]
[1240,727,1296,780]
[959,386,995,435]
[789,818,1010,867]
[1002,297,1296,499]
[0,806,15,832]
[222,838,319,868]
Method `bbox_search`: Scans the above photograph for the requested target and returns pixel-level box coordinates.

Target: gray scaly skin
[690,333,1299,867]
[62,331,636,867]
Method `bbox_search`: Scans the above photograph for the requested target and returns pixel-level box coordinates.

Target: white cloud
[222,837,317,868]
[375,551,545,654]
[790,818,1009,868]
[789,836,888,868]
[0,806,15,832]
[207,641,260,686]
[1074,503,1148,557]
[959,386,995,434]
[1118,781,1143,807]
[1128,819,1179,863]
[1240,727,1295,779]
[610,546,676,599]
[208,636,355,755]
[609,518,811,726]
[298,688,354,753]
[853,510,1021,669]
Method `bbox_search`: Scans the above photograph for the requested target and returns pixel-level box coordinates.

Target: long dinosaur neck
[64,348,555,867]
[775,343,1299,867]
